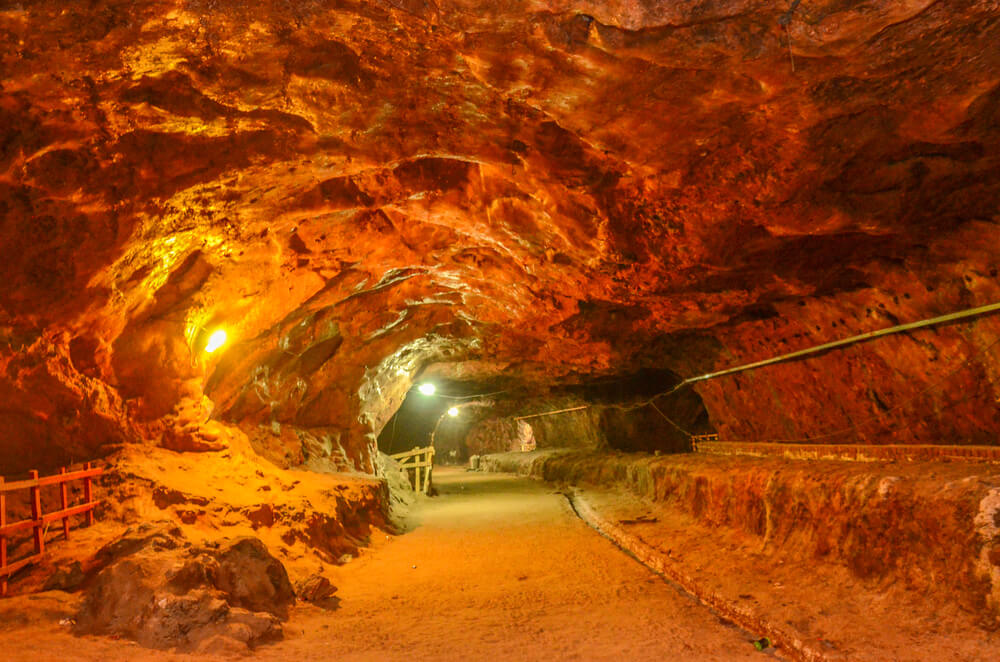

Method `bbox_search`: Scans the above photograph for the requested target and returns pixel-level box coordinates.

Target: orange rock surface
[1,1,999,472]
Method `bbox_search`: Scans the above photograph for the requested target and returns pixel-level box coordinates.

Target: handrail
[0,467,103,493]
[389,445,435,461]
[0,462,103,597]
[0,501,104,535]
[388,446,434,493]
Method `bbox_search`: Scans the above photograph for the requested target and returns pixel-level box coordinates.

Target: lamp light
[204,329,228,353]
[447,406,459,417]
[418,383,436,396]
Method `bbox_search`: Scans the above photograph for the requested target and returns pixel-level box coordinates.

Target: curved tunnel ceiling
[2,0,1000,473]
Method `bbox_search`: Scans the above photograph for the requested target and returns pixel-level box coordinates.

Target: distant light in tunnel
[418,383,436,396]
[204,329,228,353]
[447,406,459,417]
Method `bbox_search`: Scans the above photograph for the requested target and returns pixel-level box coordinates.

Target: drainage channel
[559,488,825,662]
[560,490,654,567]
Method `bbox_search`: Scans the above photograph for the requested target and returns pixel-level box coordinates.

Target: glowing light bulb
[447,407,459,417]
[204,329,228,353]
[418,383,436,396]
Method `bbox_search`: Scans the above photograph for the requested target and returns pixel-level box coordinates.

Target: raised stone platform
[478,449,1000,645]
[694,441,1000,463]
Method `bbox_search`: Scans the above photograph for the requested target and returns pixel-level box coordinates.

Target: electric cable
[644,329,1000,444]
[515,309,1000,446]
[434,389,509,400]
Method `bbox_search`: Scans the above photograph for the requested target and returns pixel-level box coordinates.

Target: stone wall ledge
[478,448,1000,658]
[694,441,1000,463]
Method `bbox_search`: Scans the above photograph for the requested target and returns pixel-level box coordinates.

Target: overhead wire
[648,328,1000,443]
[511,301,1000,444]
[435,389,510,400]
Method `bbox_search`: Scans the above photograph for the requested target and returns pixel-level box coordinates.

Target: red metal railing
[0,462,102,597]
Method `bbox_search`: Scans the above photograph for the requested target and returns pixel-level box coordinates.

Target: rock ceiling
[2,0,1000,473]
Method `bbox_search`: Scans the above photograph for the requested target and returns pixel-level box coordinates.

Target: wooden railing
[691,433,720,448]
[389,446,435,494]
[0,463,102,597]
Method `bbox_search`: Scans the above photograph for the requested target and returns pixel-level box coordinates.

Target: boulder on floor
[74,527,293,652]
[294,573,338,602]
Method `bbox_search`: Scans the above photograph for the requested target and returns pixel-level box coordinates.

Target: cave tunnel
[2,1,1000,659]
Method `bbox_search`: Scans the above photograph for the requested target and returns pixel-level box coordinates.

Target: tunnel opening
[375,377,515,458]
[376,386,450,456]
[447,370,714,460]
[566,368,714,454]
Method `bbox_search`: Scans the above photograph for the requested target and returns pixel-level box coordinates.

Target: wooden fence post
[388,446,435,495]
[59,467,70,540]
[29,470,43,556]
[84,462,94,526]
[1,475,7,597]
[425,449,433,494]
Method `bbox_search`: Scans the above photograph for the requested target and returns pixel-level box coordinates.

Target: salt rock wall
[2,1,1000,473]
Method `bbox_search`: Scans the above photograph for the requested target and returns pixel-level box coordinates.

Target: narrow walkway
[273,467,764,661]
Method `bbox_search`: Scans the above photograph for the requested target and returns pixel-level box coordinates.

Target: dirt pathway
[2,468,768,661]
[272,467,766,661]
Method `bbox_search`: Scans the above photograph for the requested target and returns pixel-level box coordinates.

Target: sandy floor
[1,467,769,661]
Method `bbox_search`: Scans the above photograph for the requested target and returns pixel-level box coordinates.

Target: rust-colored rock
[480,449,1000,626]
[294,574,338,603]
[213,537,296,618]
[0,2,998,473]
[74,527,292,652]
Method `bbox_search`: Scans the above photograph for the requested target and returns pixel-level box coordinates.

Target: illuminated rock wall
[2,1,999,473]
